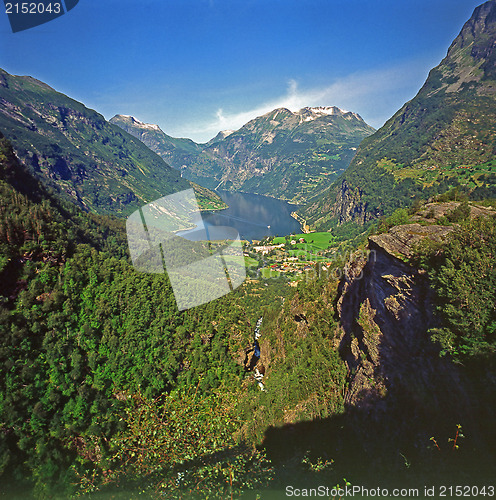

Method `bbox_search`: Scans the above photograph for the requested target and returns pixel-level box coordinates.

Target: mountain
[109,114,202,168]
[205,129,235,145]
[0,69,224,216]
[111,106,375,203]
[195,106,375,202]
[300,0,496,230]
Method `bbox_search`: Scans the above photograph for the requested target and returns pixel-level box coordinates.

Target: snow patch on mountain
[297,106,363,122]
[219,129,234,139]
[307,106,349,115]
[120,115,161,131]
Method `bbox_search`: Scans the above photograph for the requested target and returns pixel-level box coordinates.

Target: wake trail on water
[207,212,270,228]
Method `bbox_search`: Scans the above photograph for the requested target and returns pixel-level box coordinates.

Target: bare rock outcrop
[369,223,454,259]
[336,223,473,433]
[330,180,377,225]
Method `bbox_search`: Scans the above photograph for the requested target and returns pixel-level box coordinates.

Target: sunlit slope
[300,0,496,230]
[0,69,223,216]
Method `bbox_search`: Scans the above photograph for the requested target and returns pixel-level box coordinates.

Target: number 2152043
[5,3,62,14]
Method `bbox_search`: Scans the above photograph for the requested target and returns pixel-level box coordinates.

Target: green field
[244,256,259,268]
[260,267,281,278]
[273,232,335,249]
[273,232,336,258]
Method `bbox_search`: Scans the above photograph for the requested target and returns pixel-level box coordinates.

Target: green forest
[1,130,496,498]
[3,1,496,498]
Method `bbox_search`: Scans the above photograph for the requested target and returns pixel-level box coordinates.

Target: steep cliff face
[330,180,373,225]
[335,216,475,429]
[330,202,496,455]
[301,179,384,230]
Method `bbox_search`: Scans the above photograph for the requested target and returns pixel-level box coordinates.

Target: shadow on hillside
[259,386,496,491]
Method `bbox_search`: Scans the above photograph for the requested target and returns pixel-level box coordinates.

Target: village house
[252,243,285,255]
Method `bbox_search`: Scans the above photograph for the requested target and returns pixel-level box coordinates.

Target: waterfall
[253,317,266,391]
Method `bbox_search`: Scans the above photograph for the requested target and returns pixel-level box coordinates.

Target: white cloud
[183,57,434,143]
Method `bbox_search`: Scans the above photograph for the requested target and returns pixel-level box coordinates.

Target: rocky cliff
[334,204,496,431]
[258,203,495,483]
[337,228,450,412]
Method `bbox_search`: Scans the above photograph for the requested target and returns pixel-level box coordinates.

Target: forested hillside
[0,133,268,496]
[1,129,495,498]
[1,133,337,497]
[300,0,496,230]
[0,69,224,216]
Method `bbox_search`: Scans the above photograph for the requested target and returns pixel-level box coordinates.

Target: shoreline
[290,211,311,234]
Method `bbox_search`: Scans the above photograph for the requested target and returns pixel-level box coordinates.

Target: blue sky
[0,0,484,142]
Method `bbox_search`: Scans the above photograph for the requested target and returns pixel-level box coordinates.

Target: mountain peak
[111,114,162,132]
[426,0,496,94]
[302,106,347,115]
[299,0,496,230]
[216,129,235,139]
[250,106,366,126]
[297,106,363,122]
[206,129,235,145]
[111,103,374,204]
[450,0,496,55]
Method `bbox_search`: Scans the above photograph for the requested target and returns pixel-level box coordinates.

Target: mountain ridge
[299,0,496,230]
[111,105,375,203]
[0,68,224,216]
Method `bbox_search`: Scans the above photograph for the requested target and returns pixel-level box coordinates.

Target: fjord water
[202,191,301,240]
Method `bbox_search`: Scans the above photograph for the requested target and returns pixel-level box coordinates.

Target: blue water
[202,191,301,240]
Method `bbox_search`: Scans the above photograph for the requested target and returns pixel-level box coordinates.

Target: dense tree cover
[0,135,350,496]
[413,215,496,360]
[375,208,411,234]
[239,276,347,442]
[0,136,288,497]
[72,273,349,498]
[3,130,495,498]
[0,131,348,498]
[0,241,284,497]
